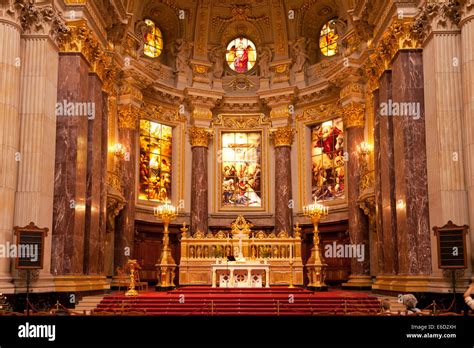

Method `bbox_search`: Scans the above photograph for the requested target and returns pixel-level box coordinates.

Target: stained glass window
[226,37,257,73]
[143,19,163,58]
[221,132,262,208]
[311,118,344,201]
[139,120,172,202]
[319,19,338,57]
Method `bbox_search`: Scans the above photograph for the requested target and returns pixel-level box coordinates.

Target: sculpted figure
[292,37,310,73]
[258,47,272,78]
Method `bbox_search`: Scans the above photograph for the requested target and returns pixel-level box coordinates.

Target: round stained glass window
[225,37,257,73]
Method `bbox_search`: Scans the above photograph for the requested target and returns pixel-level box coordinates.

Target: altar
[211,261,270,288]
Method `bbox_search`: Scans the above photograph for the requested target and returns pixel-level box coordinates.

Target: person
[258,47,271,78]
[292,37,309,73]
[464,284,474,309]
[401,294,421,315]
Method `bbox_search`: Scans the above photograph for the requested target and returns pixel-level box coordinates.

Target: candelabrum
[125,259,140,297]
[154,200,178,290]
[303,201,329,289]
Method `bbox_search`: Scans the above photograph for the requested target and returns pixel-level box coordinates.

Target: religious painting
[226,37,257,73]
[139,119,172,202]
[143,19,163,58]
[221,132,262,208]
[311,118,344,201]
[319,19,338,57]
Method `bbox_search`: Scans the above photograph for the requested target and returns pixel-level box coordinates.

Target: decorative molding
[270,126,295,147]
[297,103,341,123]
[212,113,270,129]
[187,126,213,147]
[191,106,213,120]
[142,103,186,123]
[270,104,290,120]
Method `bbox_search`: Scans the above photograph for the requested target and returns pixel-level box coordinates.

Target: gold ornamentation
[341,102,365,128]
[191,106,213,120]
[106,194,125,233]
[277,231,289,238]
[271,63,291,83]
[58,21,111,83]
[231,215,253,236]
[118,105,140,129]
[293,223,302,239]
[142,104,185,123]
[270,126,295,147]
[187,126,213,147]
[225,74,255,91]
[412,1,462,42]
[297,103,341,122]
[107,171,122,193]
[340,82,365,100]
[213,114,270,129]
[270,105,291,120]
[193,229,205,239]
[180,223,189,239]
[125,260,140,296]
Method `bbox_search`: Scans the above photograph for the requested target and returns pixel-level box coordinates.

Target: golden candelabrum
[125,259,139,297]
[303,201,329,289]
[154,200,178,290]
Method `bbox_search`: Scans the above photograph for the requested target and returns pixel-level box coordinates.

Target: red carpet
[95,287,381,316]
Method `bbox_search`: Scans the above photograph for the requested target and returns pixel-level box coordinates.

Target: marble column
[373,89,385,274]
[188,126,212,235]
[114,105,138,270]
[0,14,21,293]
[342,103,371,287]
[84,73,107,275]
[391,50,431,275]
[422,24,469,281]
[376,71,399,276]
[271,127,295,234]
[13,34,59,291]
[52,53,89,276]
[460,2,474,274]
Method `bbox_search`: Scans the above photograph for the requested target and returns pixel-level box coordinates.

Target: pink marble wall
[391,50,431,275]
[347,125,370,276]
[191,146,209,234]
[52,53,89,275]
[376,71,399,275]
[274,146,293,234]
[84,73,106,275]
[115,128,137,269]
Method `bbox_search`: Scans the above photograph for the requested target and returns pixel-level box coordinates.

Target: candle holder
[154,200,178,290]
[303,200,329,290]
[125,259,139,297]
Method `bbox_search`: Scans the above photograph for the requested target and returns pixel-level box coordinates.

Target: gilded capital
[188,126,213,147]
[118,105,140,129]
[342,103,365,128]
[270,105,291,119]
[270,126,295,147]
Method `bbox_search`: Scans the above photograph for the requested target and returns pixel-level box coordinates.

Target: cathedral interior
[0,0,474,320]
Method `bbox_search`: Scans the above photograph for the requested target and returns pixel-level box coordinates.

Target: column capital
[118,104,140,129]
[460,0,474,26]
[341,102,365,129]
[412,1,462,44]
[188,126,213,148]
[270,126,295,147]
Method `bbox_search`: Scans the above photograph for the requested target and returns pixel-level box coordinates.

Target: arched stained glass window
[139,119,172,202]
[143,19,163,58]
[319,19,338,57]
[311,118,345,201]
[226,37,257,73]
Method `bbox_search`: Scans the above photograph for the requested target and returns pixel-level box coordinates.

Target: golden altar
[179,216,304,286]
